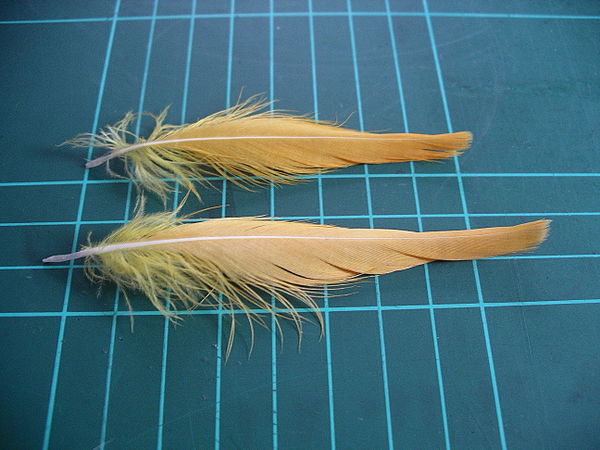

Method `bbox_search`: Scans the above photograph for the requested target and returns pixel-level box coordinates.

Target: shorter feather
[43,214,549,357]
[65,97,472,200]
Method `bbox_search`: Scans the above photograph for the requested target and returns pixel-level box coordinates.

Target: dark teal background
[1,1,599,449]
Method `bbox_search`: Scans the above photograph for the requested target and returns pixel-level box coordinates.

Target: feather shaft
[43,230,537,263]
[85,134,459,169]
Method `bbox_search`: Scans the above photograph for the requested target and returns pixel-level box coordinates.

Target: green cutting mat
[1,1,599,449]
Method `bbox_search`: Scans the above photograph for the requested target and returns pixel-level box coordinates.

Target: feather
[43,213,549,357]
[66,97,472,200]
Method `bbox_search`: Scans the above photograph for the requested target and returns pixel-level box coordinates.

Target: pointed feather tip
[449,131,473,150]
[516,219,551,251]
[459,131,473,147]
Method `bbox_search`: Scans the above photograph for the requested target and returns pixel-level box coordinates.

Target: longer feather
[42,215,549,355]
[67,97,472,199]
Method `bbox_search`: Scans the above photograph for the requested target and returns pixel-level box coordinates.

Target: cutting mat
[1,1,599,449]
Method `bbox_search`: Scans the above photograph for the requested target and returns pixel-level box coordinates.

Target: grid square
[226,184,271,216]
[81,182,129,221]
[422,217,479,304]
[0,269,67,312]
[68,269,117,312]
[416,176,463,214]
[370,176,417,215]
[274,181,321,217]
[0,185,80,223]
[322,177,369,215]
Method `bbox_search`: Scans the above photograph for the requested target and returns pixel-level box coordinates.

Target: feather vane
[68,98,472,199]
[43,214,549,356]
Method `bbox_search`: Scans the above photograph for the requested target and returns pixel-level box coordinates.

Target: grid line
[268,1,279,447]
[3,298,599,319]
[1,11,599,26]
[423,1,508,447]
[41,2,121,449]
[346,1,394,447]
[384,0,451,446]
[3,171,600,188]
[307,1,337,447]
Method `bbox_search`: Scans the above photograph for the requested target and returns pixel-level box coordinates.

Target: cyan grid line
[214,2,236,448]
[2,11,599,26]
[99,2,159,446]
[346,1,394,448]
[268,1,278,447]
[384,0,451,446]
[41,2,122,449]
[213,180,227,450]
[423,0,508,447]
[3,299,600,320]
[308,0,336,446]
[3,171,600,188]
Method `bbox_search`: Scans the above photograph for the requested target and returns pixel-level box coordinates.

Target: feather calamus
[67,97,472,199]
[43,214,549,356]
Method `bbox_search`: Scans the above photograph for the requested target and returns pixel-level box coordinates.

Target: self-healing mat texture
[1,1,599,449]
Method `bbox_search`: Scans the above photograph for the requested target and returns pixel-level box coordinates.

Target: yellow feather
[66,96,472,200]
[43,213,549,358]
